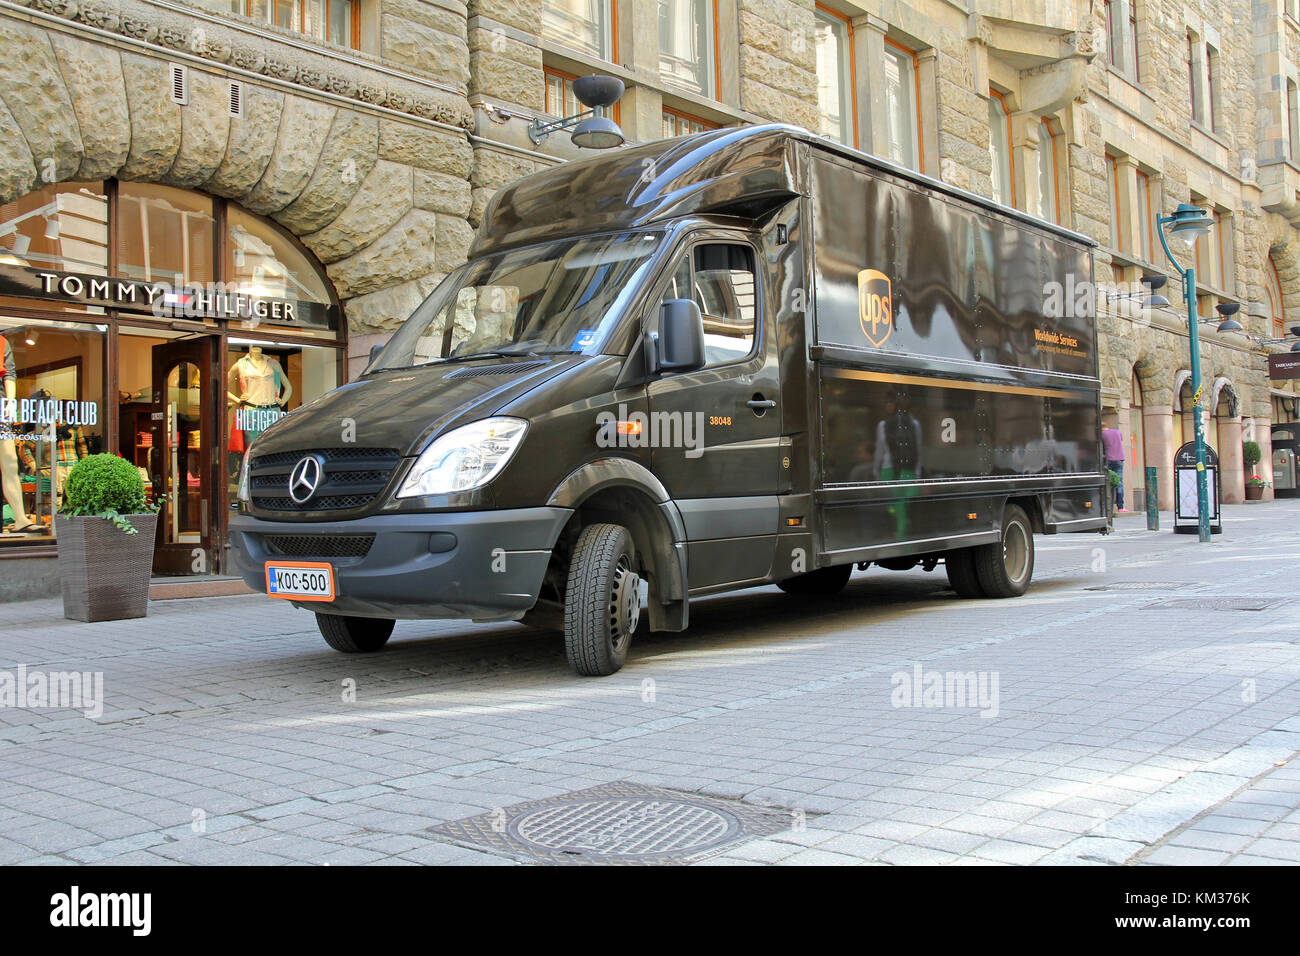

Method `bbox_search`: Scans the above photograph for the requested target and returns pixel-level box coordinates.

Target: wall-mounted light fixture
[528,75,626,150]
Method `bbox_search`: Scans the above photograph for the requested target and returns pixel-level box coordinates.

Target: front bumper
[229,507,572,620]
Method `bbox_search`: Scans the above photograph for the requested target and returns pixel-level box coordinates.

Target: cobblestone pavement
[1,501,1298,865]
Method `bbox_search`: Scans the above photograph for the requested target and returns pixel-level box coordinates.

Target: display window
[225,339,339,513]
[0,180,346,576]
[0,317,107,542]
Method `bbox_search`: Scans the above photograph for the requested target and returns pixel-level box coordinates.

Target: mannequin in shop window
[0,333,40,533]
[227,346,292,447]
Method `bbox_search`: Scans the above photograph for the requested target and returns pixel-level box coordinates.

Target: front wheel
[316,613,395,653]
[973,504,1035,598]
[564,523,641,676]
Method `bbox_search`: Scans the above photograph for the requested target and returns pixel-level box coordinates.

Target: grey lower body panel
[229,507,572,620]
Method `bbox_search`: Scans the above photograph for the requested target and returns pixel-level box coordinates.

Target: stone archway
[0,14,474,340]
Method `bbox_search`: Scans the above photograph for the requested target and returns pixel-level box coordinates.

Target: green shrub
[61,454,151,533]
[1242,440,1262,470]
[1107,468,1122,488]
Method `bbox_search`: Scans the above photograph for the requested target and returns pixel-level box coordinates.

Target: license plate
[265,562,335,601]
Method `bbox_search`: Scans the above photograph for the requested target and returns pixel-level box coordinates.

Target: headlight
[237,448,252,502]
[397,417,528,498]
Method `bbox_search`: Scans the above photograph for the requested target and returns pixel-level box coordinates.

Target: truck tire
[945,548,984,598]
[776,563,853,595]
[973,504,1035,598]
[316,613,395,653]
[564,523,640,676]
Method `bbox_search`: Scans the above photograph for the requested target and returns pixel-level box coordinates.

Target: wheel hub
[609,558,640,648]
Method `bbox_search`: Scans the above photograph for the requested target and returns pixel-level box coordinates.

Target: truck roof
[473,123,1098,256]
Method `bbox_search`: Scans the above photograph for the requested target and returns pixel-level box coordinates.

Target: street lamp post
[1155,203,1215,543]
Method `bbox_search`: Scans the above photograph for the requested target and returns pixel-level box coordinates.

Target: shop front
[0,181,346,587]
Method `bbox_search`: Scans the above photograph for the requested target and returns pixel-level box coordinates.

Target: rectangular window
[658,0,714,97]
[544,67,582,119]
[654,244,756,367]
[1288,79,1299,161]
[1188,33,1203,124]
[814,5,855,146]
[1129,2,1141,82]
[1106,155,1122,251]
[1135,170,1153,262]
[542,0,614,61]
[662,106,716,138]
[989,90,1014,207]
[1105,1,1121,69]
[1213,209,1227,290]
[236,0,358,49]
[884,39,921,172]
[1037,119,1061,223]
[1206,44,1221,132]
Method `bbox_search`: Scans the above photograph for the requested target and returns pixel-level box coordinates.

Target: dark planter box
[54,514,157,622]
[1245,484,1265,501]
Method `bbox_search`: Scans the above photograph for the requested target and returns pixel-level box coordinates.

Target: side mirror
[656,299,706,373]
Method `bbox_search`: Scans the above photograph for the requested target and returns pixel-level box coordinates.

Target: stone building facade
[0,0,1297,589]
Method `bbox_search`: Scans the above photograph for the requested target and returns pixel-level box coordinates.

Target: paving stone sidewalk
[0,501,1297,865]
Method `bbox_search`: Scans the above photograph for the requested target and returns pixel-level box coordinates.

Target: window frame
[545,64,622,125]
[814,3,858,148]
[661,105,717,138]
[1106,154,1122,253]
[1288,78,1299,162]
[541,0,618,63]
[988,88,1015,208]
[231,0,360,50]
[1266,257,1285,338]
[657,0,719,99]
[649,235,762,372]
[1037,117,1062,224]
[1135,169,1153,263]
[883,36,923,173]
[1205,43,1221,133]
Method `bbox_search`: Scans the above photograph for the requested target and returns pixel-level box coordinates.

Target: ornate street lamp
[1155,203,1214,542]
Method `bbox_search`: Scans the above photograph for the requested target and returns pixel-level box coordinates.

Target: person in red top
[1101,425,1125,512]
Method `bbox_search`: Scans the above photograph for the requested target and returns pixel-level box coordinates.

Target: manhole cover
[427,781,796,865]
[1141,597,1286,611]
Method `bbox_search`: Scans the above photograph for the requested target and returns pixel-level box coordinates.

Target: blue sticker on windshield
[572,329,598,350]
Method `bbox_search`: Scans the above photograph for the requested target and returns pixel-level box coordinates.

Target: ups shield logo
[858,269,892,347]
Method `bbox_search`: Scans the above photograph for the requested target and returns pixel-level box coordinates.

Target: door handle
[746,397,777,412]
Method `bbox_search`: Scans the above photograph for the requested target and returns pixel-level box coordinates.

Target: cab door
[647,238,781,590]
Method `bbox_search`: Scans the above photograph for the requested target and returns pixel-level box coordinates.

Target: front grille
[263,534,375,558]
[249,447,401,514]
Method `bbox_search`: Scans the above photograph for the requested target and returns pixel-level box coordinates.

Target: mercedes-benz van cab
[229,124,1108,675]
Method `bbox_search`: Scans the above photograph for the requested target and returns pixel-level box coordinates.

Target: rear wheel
[564,523,640,676]
[316,613,395,653]
[974,504,1035,598]
[776,563,853,595]
[944,548,984,598]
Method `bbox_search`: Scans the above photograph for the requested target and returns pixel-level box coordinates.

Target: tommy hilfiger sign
[0,265,335,330]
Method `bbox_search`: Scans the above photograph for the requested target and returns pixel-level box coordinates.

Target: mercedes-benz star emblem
[288,455,324,504]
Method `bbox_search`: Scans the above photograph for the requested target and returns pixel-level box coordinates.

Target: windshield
[371,231,663,370]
